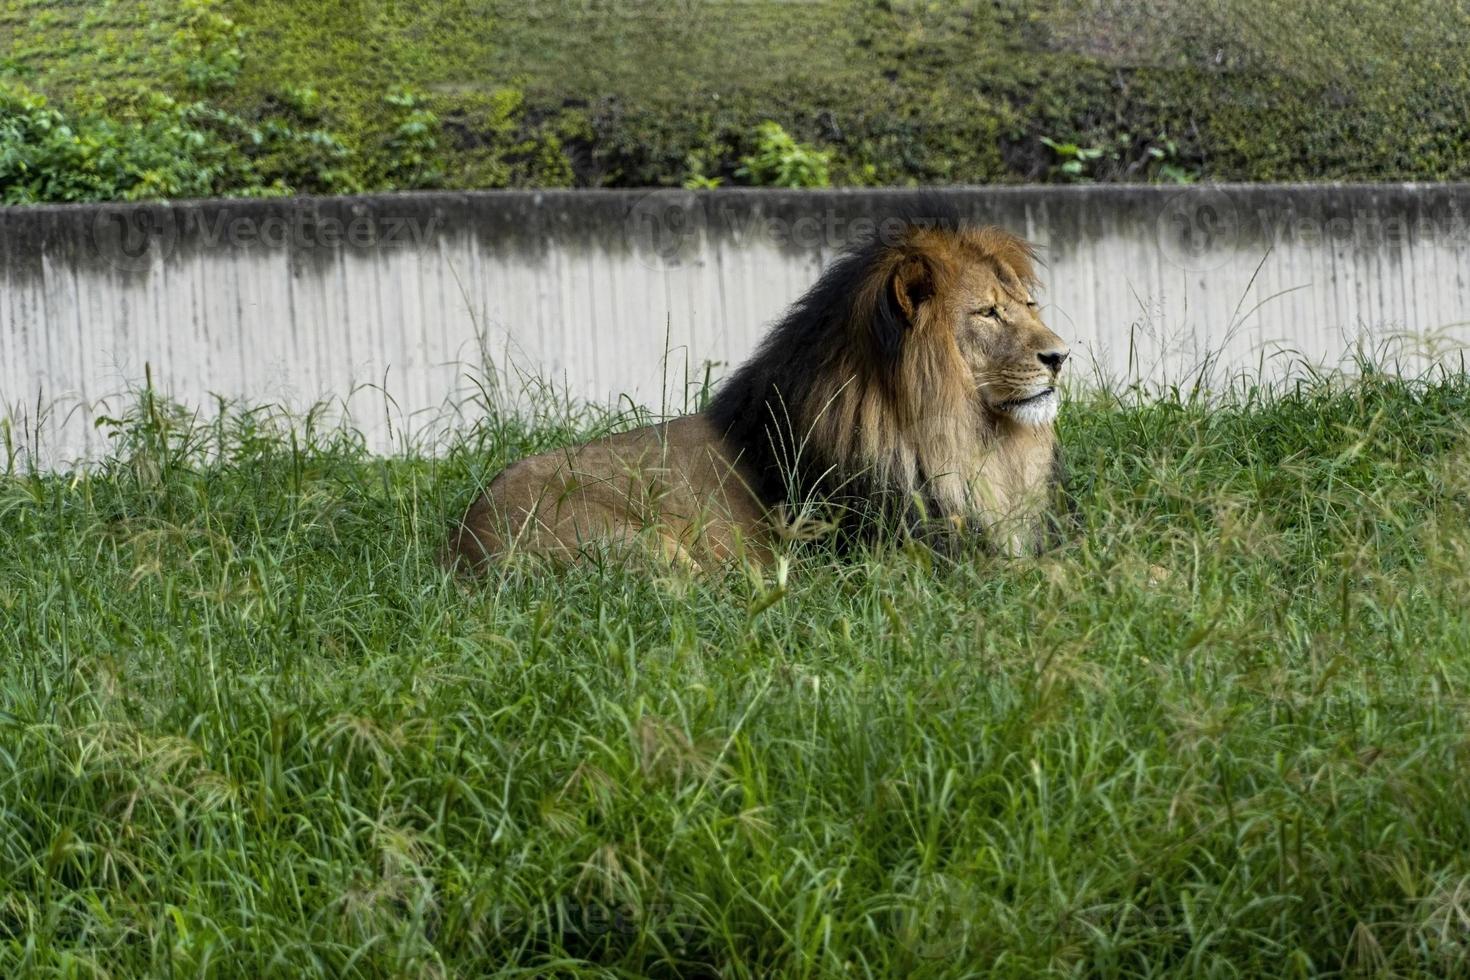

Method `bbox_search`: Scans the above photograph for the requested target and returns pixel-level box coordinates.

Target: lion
[445,211,1071,572]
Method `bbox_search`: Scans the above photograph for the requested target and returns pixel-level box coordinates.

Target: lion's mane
[706,208,1058,544]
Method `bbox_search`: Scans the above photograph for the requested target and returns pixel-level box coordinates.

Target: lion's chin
[995,387,1059,427]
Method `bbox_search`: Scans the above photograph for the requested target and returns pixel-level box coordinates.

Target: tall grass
[4,363,1470,977]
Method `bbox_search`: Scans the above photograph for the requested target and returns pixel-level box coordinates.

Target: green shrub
[1039,132,1199,184]
[189,103,361,196]
[0,39,575,201]
[735,121,832,189]
[370,89,443,190]
[0,78,382,202]
[0,83,228,202]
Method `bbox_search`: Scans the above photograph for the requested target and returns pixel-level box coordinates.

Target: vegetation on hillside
[4,364,1470,974]
[3,0,1470,201]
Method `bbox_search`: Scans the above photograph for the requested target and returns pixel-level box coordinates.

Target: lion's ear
[892,256,934,320]
[875,256,932,360]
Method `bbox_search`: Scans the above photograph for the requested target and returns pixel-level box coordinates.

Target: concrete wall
[4,185,1470,465]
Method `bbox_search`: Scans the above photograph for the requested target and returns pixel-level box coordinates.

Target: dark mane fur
[706,202,974,534]
[706,200,1070,552]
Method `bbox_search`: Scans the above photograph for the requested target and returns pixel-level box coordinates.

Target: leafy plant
[371,88,443,190]
[0,82,228,202]
[1147,134,1198,184]
[0,45,572,201]
[735,121,831,189]
[1041,131,1201,184]
[681,146,726,189]
[1040,135,1105,181]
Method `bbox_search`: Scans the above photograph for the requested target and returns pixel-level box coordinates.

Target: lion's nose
[1038,349,1069,373]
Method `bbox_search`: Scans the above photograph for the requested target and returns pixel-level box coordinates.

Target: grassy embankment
[5,0,1470,198]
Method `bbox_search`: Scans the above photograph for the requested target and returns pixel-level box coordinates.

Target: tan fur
[446,223,1070,571]
[446,415,770,573]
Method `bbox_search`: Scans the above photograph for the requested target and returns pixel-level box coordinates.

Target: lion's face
[945,262,1070,427]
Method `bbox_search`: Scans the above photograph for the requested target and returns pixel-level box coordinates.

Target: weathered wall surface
[4,185,1469,464]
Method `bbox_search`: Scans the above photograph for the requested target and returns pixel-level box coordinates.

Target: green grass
[5,365,1470,976]
[0,0,182,93]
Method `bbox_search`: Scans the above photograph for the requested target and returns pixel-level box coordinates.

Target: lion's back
[444,414,767,570]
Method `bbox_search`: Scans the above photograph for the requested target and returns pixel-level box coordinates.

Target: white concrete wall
[4,185,1469,466]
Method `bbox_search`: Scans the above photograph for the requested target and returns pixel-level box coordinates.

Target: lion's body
[448,211,1073,571]
[447,414,770,571]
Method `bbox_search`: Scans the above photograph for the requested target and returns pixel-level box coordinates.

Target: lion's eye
[1026,300,1039,309]
[972,306,1000,319]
